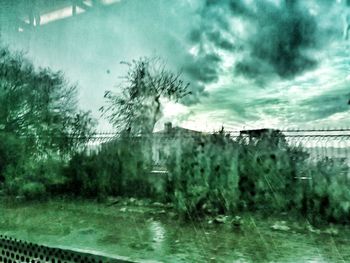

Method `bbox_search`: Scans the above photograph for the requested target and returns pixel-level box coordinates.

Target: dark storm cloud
[196,85,287,122]
[192,0,322,81]
[240,0,317,79]
[183,53,222,83]
[297,90,350,121]
[206,30,235,51]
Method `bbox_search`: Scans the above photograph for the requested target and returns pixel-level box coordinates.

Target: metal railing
[84,129,350,161]
[0,234,133,263]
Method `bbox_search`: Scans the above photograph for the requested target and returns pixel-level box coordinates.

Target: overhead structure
[0,0,121,32]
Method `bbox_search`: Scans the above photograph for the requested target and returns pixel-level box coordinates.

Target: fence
[79,128,350,188]
[84,128,350,164]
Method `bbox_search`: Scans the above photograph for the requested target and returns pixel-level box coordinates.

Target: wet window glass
[0,1,350,262]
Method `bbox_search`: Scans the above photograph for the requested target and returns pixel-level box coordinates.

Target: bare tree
[101,57,190,135]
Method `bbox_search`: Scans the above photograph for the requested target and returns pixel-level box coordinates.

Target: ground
[0,197,350,263]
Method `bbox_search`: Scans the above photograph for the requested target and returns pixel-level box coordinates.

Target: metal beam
[0,234,135,263]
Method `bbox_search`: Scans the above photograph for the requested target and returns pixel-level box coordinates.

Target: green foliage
[0,45,96,156]
[20,182,46,200]
[65,135,154,199]
[0,44,95,198]
[166,129,350,224]
[65,152,110,199]
[300,157,350,224]
[0,45,349,224]
[0,133,25,182]
[3,155,66,200]
[236,131,350,224]
[166,131,239,217]
[237,131,305,212]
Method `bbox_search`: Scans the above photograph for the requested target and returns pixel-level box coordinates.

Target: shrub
[0,133,25,183]
[236,130,350,224]
[66,152,99,197]
[3,155,66,200]
[20,182,46,200]
[237,131,304,213]
[302,157,350,224]
[65,135,153,199]
[166,131,239,217]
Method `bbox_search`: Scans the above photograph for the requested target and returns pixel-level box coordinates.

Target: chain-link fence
[78,128,350,181]
[85,129,350,163]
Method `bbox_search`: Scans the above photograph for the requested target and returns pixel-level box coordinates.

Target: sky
[0,0,349,132]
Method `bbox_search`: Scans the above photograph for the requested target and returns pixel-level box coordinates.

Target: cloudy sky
[1,0,349,131]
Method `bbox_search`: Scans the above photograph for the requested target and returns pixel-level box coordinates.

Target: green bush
[65,135,153,199]
[0,133,25,183]
[0,44,95,199]
[3,155,66,200]
[236,131,350,224]
[66,152,101,197]
[301,157,350,224]
[166,131,239,217]
[237,131,305,213]
[20,182,46,200]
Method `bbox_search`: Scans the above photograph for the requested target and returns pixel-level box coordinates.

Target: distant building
[239,128,281,139]
[239,128,285,147]
[152,122,202,167]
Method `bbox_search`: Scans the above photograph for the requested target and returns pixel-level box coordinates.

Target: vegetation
[0,45,95,197]
[166,130,239,218]
[0,47,95,156]
[301,157,350,224]
[236,130,303,213]
[65,136,153,200]
[165,129,350,224]
[101,57,190,135]
[0,49,348,226]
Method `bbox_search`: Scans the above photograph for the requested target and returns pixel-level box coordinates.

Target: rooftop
[154,122,202,136]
